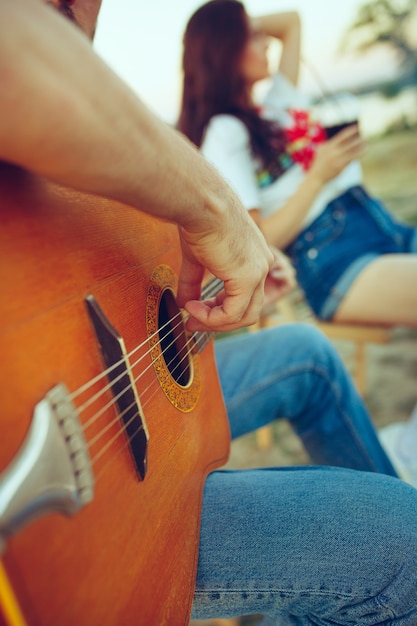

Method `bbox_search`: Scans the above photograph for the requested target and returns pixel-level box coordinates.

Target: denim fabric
[194,468,417,624]
[192,325,417,623]
[285,185,417,320]
[215,325,396,473]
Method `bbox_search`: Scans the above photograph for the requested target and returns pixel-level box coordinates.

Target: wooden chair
[254,287,392,450]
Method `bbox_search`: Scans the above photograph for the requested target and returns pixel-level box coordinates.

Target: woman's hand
[262,246,296,308]
[308,125,365,185]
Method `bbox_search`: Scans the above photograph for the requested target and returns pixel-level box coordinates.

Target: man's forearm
[0,0,233,229]
[0,0,273,332]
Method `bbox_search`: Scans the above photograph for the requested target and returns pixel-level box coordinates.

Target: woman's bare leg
[333,254,417,327]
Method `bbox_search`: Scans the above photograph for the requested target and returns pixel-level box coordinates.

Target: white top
[201,73,362,228]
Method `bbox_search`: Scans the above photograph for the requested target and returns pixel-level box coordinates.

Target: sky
[94,0,397,123]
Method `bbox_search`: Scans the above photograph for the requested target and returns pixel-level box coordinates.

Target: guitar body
[0,164,230,626]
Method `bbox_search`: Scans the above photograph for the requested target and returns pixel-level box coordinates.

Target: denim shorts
[285,185,417,320]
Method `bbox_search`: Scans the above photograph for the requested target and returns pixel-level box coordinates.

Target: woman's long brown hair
[178,0,287,168]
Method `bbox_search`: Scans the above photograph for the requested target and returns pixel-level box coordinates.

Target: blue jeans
[192,325,417,623]
[285,186,417,319]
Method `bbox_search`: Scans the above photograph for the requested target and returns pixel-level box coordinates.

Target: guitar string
[88,325,211,449]
[71,310,182,404]
[86,324,205,447]
[78,313,186,422]
[92,319,216,482]
[93,423,144,483]
[90,329,212,479]
[69,279,221,466]
[77,288,216,425]
[69,277,222,407]
[89,324,213,473]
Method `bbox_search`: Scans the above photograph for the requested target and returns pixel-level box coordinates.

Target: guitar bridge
[0,383,94,554]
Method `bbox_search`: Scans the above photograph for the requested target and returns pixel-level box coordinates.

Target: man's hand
[0,0,273,337]
[176,202,274,333]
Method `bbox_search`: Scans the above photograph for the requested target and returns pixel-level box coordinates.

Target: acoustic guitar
[0,163,230,626]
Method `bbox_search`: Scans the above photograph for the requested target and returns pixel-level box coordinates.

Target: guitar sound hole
[158,289,191,388]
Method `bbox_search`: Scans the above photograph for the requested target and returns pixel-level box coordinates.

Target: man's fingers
[176,247,205,308]
[184,280,265,332]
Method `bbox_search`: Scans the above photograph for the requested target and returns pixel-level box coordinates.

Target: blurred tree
[340,0,417,84]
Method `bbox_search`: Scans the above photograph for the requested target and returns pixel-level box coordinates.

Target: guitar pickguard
[86,296,149,481]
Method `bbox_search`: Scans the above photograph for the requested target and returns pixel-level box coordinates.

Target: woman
[178,0,417,326]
